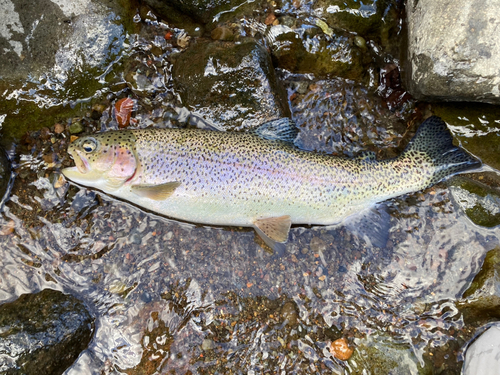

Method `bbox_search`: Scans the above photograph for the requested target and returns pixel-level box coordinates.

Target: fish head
[62,131,137,191]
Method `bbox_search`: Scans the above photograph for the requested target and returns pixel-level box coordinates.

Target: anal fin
[131,181,181,200]
[253,215,291,255]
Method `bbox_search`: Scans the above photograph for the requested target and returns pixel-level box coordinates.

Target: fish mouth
[73,150,91,174]
[62,150,95,182]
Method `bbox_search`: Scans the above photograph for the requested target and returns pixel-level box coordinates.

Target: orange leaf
[115,98,135,128]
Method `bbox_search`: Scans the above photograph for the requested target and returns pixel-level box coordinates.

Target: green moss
[448,176,500,228]
[463,247,500,300]
[459,247,500,324]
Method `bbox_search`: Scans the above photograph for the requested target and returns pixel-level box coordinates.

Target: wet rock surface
[458,247,500,324]
[448,176,500,228]
[0,0,129,141]
[0,289,93,374]
[172,38,290,130]
[144,0,262,25]
[268,23,370,80]
[406,0,500,103]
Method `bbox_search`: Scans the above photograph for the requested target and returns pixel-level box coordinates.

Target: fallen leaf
[115,98,136,128]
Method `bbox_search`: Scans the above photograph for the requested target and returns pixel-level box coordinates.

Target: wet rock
[432,105,500,171]
[312,0,400,45]
[0,0,128,139]
[210,26,235,41]
[0,0,127,81]
[463,325,500,375]
[458,247,500,324]
[0,147,13,211]
[201,338,215,350]
[68,121,84,134]
[448,176,500,228]
[268,24,369,80]
[406,0,500,104]
[144,0,263,25]
[0,289,93,374]
[172,38,289,131]
[351,336,425,374]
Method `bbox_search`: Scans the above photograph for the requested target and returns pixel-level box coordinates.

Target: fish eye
[82,139,97,153]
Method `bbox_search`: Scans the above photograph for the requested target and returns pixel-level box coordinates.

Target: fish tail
[402,116,481,184]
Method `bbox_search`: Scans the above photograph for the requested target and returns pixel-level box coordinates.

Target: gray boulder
[463,325,500,375]
[406,0,500,104]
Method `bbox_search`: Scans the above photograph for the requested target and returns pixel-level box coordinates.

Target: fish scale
[63,116,480,250]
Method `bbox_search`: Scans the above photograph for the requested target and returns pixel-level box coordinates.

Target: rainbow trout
[62,116,480,251]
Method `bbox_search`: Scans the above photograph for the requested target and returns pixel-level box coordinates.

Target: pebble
[69,122,84,134]
[330,338,353,360]
[211,27,234,41]
[0,220,15,236]
[264,13,276,26]
[202,338,215,350]
[54,123,65,134]
[354,35,367,49]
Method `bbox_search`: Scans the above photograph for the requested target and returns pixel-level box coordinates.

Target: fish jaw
[62,166,107,187]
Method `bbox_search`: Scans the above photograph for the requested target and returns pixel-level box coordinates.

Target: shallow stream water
[0,1,499,374]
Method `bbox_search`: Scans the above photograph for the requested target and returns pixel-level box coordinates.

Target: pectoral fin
[253,215,291,254]
[131,181,181,200]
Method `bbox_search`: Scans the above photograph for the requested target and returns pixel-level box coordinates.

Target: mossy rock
[269,26,370,80]
[172,38,289,131]
[458,247,500,324]
[312,0,400,46]
[448,176,500,228]
[349,336,426,374]
[432,103,500,171]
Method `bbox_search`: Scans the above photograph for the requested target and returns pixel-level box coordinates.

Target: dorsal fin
[253,118,299,143]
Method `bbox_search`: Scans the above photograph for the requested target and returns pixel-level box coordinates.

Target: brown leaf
[115,98,135,128]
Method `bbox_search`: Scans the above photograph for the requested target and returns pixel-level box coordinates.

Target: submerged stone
[448,176,500,228]
[0,0,129,141]
[312,0,399,45]
[0,289,93,374]
[458,247,500,324]
[349,336,425,374]
[406,0,500,103]
[172,38,289,131]
[268,24,369,80]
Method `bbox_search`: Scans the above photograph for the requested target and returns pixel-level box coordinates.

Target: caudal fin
[402,116,481,184]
